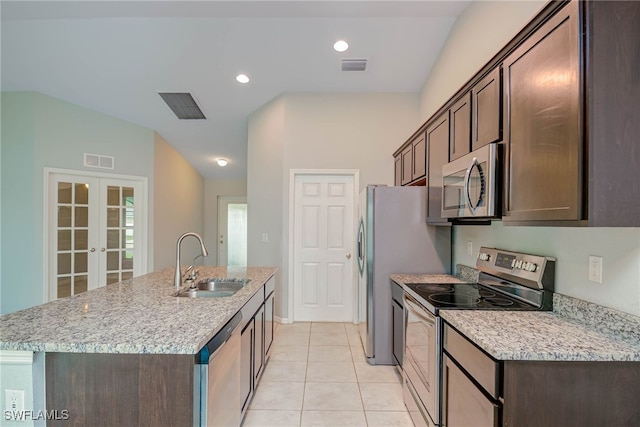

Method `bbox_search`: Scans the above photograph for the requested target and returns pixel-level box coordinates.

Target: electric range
[402,247,556,427]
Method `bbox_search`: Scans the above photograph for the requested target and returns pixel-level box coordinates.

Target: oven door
[403,294,441,426]
[442,143,499,219]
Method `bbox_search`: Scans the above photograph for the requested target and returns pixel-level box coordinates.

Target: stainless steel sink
[175,278,250,298]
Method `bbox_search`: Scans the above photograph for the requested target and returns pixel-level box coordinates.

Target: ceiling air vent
[158,92,206,120]
[341,59,367,72]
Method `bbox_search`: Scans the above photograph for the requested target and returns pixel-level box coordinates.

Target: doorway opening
[217,196,247,266]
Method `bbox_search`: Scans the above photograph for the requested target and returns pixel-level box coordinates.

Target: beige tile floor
[242,322,413,427]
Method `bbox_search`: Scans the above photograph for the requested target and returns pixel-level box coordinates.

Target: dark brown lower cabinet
[46,352,194,427]
[503,361,640,427]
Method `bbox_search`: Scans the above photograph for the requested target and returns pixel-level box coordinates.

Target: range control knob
[478,252,491,262]
[511,259,517,268]
[528,263,538,272]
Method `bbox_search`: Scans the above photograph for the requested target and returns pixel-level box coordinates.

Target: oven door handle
[404,294,436,326]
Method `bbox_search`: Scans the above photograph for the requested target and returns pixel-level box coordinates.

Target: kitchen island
[0,266,276,427]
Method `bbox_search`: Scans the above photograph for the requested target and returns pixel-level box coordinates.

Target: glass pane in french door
[104,185,135,284]
[55,181,95,297]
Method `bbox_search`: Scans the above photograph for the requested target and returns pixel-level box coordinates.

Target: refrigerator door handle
[357,218,365,275]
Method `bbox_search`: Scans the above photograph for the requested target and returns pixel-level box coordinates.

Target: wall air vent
[158,92,206,120]
[341,59,368,72]
[84,153,114,170]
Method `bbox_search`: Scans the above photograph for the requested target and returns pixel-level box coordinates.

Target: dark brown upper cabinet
[503,0,581,223]
[502,0,640,226]
[394,155,402,186]
[394,0,640,226]
[426,112,450,225]
[472,66,502,151]
[449,92,471,161]
[396,131,427,186]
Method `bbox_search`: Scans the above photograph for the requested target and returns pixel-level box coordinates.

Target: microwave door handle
[463,158,478,214]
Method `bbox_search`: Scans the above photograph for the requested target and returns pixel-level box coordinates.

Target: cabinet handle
[346,253,351,259]
[90,248,96,252]
[100,248,106,252]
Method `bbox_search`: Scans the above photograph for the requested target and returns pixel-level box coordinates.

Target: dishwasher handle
[196,311,242,364]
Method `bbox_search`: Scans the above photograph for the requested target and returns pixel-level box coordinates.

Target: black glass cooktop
[404,283,536,310]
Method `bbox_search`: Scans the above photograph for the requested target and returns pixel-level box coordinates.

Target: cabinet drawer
[241,288,264,330]
[443,324,500,399]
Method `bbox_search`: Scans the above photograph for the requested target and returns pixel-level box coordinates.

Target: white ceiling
[1,0,470,179]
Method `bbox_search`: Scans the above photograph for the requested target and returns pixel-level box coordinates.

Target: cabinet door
[426,112,451,224]
[240,320,254,413]
[411,133,426,181]
[265,291,275,357]
[254,304,265,383]
[401,145,413,185]
[443,354,500,427]
[392,299,403,367]
[449,92,471,161]
[394,155,402,186]
[503,1,581,222]
[472,66,502,150]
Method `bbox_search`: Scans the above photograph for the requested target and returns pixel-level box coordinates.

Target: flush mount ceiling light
[333,40,349,52]
[216,158,228,167]
[236,74,250,84]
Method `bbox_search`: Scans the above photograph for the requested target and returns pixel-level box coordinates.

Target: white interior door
[47,170,147,300]
[293,174,355,322]
[217,196,247,266]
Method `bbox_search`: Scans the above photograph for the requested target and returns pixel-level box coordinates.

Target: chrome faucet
[174,232,209,291]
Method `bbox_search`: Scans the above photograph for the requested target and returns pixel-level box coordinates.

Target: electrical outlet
[5,389,25,413]
[261,233,269,243]
[467,241,473,257]
[588,256,603,283]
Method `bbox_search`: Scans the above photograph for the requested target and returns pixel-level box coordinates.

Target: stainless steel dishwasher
[195,311,242,427]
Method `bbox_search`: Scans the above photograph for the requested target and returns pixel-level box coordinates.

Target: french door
[46,170,147,300]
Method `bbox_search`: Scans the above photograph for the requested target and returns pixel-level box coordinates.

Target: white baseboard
[275,316,292,324]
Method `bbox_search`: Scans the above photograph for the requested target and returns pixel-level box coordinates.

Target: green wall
[0,92,155,314]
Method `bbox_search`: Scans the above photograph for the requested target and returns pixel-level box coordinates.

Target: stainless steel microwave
[441,143,501,219]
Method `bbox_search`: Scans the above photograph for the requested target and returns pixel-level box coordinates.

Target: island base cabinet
[503,361,640,427]
[46,352,194,427]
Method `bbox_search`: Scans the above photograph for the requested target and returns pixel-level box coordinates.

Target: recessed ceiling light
[216,158,228,167]
[333,40,349,52]
[236,74,250,84]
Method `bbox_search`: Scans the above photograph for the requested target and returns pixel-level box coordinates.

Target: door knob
[346,253,351,259]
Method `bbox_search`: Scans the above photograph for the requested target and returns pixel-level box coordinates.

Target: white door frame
[287,169,359,324]
[43,167,149,301]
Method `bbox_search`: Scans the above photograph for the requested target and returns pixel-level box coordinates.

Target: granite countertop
[393,268,640,362]
[0,266,276,355]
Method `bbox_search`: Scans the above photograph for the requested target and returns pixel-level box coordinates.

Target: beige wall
[152,132,205,271]
[247,96,286,316]
[203,179,247,265]
[247,93,419,320]
[419,0,640,316]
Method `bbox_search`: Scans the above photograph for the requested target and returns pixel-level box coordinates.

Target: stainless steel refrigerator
[357,185,451,365]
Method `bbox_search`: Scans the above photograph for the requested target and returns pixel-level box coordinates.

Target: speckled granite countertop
[0,267,276,355]
[392,266,640,362]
